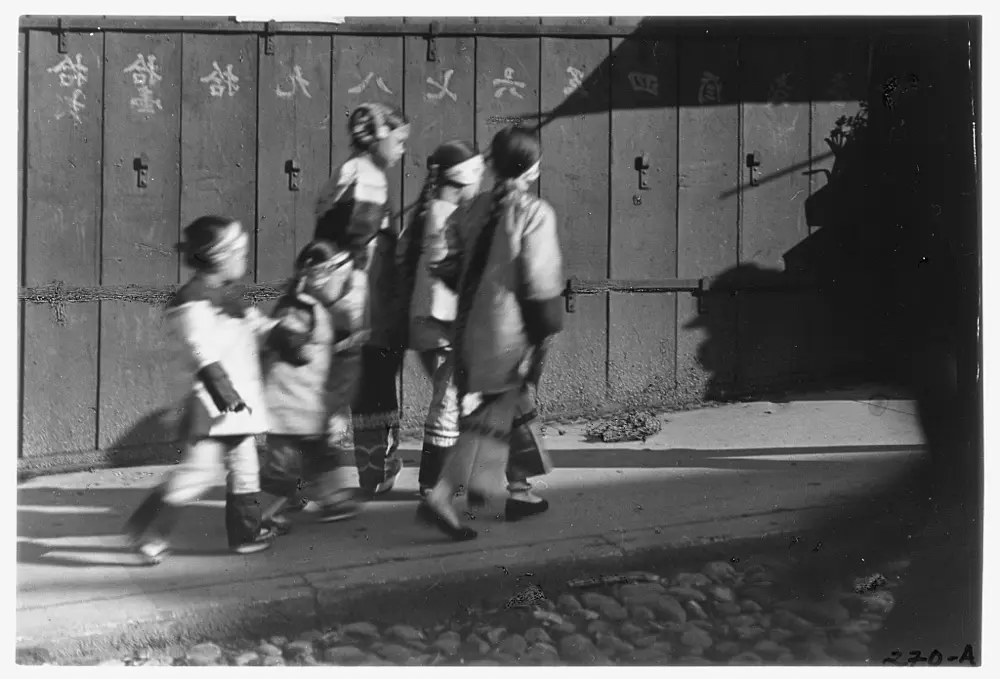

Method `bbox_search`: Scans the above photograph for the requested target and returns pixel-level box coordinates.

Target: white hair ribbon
[512,159,541,192]
[201,222,247,264]
[443,154,485,186]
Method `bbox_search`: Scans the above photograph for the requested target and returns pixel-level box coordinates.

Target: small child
[258,240,369,528]
[124,215,301,564]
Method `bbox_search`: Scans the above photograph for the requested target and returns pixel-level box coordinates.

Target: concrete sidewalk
[17,388,925,660]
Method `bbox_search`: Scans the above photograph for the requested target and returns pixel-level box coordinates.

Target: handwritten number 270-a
[883,645,976,666]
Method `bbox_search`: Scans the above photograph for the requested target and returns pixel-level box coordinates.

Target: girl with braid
[313,102,411,497]
[124,216,305,564]
[418,127,565,541]
[395,140,485,498]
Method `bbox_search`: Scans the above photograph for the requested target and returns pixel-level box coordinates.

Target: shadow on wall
[684,24,981,657]
[102,402,187,468]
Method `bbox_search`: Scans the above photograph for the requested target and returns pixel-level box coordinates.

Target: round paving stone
[560,633,599,663]
[257,643,283,657]
[668,586,707,603]
[525,627,553,645]
[703,561,738,582]
[324,646,368,664]
[730,652,764,665]
[186,643,222,666]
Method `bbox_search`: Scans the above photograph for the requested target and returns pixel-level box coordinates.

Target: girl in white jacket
[123,215,304,564]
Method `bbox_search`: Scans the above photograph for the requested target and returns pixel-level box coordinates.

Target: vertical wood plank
[18,31,25,288]
[23,30,103,456]
[476,38,540,160]
[675,38,740,398]
[180,34,257,278]
[332,34,405,403]
[609,37,678,404]
[738,39,811,389]
[540,37,611,414]
[98,32,185,450]
[18,31,25,457]
[806,37,870,381]
[332,35,404,227]
[401,35,475,430]
[257,34,332,283]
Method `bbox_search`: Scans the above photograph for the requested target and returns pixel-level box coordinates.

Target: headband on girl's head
[198,221,247,266]
[512,159,541,192]
[443,155,485,186]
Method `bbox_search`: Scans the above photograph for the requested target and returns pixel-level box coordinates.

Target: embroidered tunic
[314,154,403,350]
[456,192,564,396]
[167,279,276,438]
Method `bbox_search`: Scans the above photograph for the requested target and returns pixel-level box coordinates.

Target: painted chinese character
[425,69,457,102]
[628,72,659,97]
[697,71,723,104]
[47,54,89,88]
[55,89,87,124]
[493,67,526,100]
[826,71,850,101]
[769,72,793,104]
[563,66,587,97]
[276,65,312,99]
[200,61,240,98]
[123,54,163,114]
[348,72,393,95]
[124,53,162,88]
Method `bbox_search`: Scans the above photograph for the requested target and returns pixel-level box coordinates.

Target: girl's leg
[422,391,517,539]
[127,437,224,563]
[302,433,363,523]
[259,434,306,518]
[417,349,460,495]
[353,346,404,495]
[224,436,276,553]
[504,387,553,519]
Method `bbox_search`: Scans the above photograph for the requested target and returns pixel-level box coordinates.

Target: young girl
[123,215,301,563]
[419,127,565,540]
[396,140,485,497]
[258,240,369,529]
[314,102,411,497]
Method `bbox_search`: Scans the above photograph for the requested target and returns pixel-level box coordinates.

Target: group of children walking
[124,102,566,564]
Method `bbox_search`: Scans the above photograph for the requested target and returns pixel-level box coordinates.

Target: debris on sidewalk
[585,411,662,443]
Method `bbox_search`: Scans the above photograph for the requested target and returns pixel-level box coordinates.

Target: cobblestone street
[84,547,918,667]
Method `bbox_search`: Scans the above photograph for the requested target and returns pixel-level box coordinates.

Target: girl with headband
[124,216,307,563]
[418,127,565,540]
[313,102,411,497]
[395,140,486,498]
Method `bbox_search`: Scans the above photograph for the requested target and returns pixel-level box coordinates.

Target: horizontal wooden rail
[18,282,288,324]
[562,276,820,312]
[18,16,963,38]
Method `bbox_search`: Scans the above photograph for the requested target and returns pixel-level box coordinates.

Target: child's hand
[327,413,352,447]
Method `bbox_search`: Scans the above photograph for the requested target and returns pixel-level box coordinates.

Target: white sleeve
[166,300,221,370]
[244,305,279,336]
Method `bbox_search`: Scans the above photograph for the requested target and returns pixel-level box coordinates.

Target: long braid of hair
[396,165,439,323]
[452,178,518,400]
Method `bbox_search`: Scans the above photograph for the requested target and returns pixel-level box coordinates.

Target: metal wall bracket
[133,154,149,189]
[563,277,579,313]
[426,21,440,61]
[264,21,277,55]
[285,159,301,191]
[56,18,67,54]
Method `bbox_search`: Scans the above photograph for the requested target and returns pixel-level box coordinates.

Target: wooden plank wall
[18,23,874,464]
